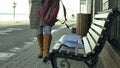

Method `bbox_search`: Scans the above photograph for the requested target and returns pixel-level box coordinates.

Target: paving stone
[1,27,118,68]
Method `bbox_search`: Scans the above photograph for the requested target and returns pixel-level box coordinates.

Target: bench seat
[48,8,120,68]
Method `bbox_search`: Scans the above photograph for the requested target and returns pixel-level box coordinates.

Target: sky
[58,0,80,18]
[0,0,30,14]
[0,0,81,20]
[0,0,80,15]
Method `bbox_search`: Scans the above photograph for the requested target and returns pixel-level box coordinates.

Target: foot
[37,51,43,58]
[43,53,50,62]
[43,57,47,62]
[43,55,49,62]
[38,55,43,58]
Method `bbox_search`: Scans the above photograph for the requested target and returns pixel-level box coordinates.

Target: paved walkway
[0,23,120,68]
[0,24,80,68]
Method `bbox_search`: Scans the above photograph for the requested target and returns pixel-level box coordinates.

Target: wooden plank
[50,43,61,52]
[89,28,99,43]
[77,48,85,56]
[59,46,77,54]
[59,46,84,55]
[87,33,96,50]
[93,20,106,27]
[78,38,83,44]
[82,37,92,54]
[91,24,103,35]
[59,46,69,53]
[105,42,120,67]
[94,13,109,19]
[69,48,76,54]
[99,41,120,68]
[74,48,84,56]
[58,35,65,42]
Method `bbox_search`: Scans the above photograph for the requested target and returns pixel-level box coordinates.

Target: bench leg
[50,53,58,68]
[85,56,98,68]
[91,56,98,68]
[60,59,70,68]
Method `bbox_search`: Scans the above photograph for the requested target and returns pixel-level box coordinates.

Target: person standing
[29,0,52,59]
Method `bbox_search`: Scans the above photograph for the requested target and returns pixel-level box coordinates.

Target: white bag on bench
[57,34,83,48]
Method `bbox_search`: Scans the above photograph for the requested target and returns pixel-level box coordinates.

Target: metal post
[28,0,32,12]
[13,2,17,19]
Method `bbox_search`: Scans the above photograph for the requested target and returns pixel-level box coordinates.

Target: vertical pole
[13,2,17,19]
[80,0,81,13]
[28,0,31,13]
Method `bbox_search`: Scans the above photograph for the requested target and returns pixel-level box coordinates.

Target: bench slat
[94,13,109,18]
[58,35,65,42]
[77,48,85,55]
[59,46,85,56]
[91,24,103,35]
[59,46,79,55]
[83,37,92,54]
[93,20,106,27]
[59,46,69,53]
[87,33,96,50]
[78,38,83,44]
[89,28,99,43]
[50,43,61,52]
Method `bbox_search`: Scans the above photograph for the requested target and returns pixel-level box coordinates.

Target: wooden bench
[47,8,120,68]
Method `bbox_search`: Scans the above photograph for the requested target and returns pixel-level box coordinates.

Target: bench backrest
[82,8,120,57]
